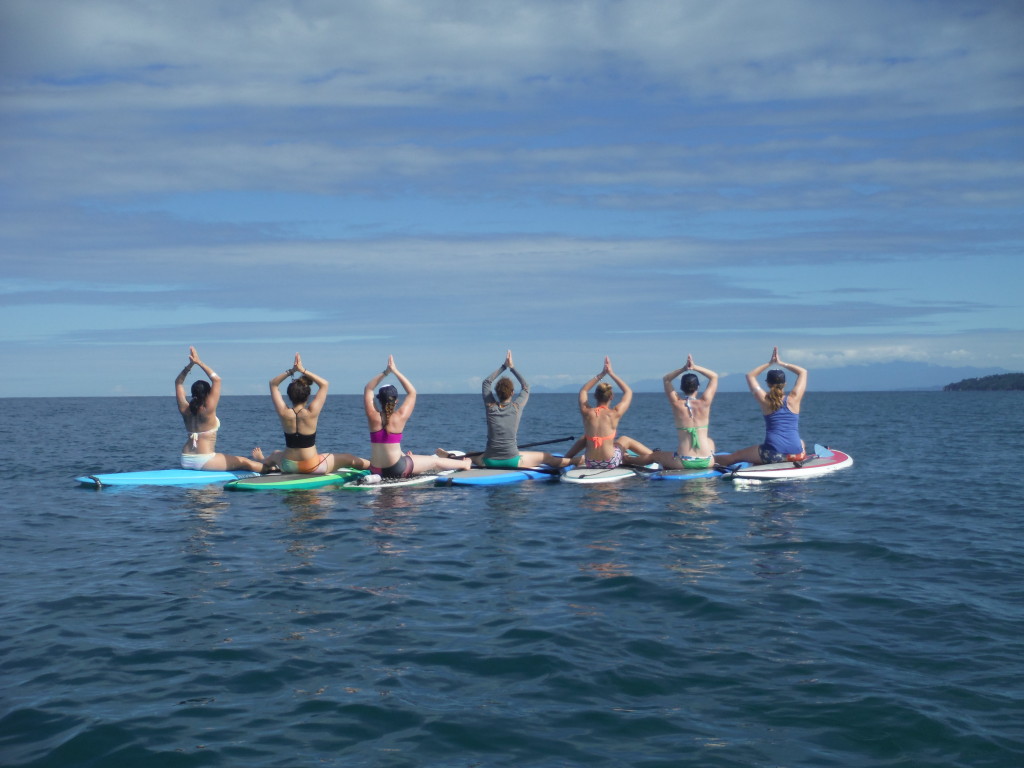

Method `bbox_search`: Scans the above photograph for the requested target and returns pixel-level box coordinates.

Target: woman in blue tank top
[716,347,808,466]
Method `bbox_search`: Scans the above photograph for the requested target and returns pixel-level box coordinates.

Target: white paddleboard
[726,446,853,483]
[561,466,636,484]
[342,471,453,489]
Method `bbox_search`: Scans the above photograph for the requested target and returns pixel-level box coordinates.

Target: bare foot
[435,447,466,459]
[252,446,277,473]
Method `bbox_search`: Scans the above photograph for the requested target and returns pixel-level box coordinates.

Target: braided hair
[377,385,398,429]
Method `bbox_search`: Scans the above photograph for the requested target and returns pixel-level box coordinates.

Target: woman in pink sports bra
[175,346,268,473]
[564,357,653,469]
[255,353,370,475]
[362,356,472,479]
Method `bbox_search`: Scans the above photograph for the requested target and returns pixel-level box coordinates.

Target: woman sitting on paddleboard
[564,357,652,469]
[175,346,267,473]
[632,355,720,470]
[256,354,370,474]
[363,356,471,479]
[438,350,572,470]
[715,347,808,466]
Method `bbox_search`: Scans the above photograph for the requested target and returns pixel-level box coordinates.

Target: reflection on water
[180,487,230,560]
[576,486,633,578]
[745,486,809,579]
[182,486,231,519]
[661,482,727,585]
[361,487,430,557]
[575,484,629,515]
[281,489,330,519]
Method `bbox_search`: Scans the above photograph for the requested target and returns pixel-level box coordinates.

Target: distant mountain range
[530,363,1016,393]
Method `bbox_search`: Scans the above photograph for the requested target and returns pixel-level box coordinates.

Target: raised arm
[174,355,194,411]
[188,347,222,410]
[578,364,604,410]
[388,356,418,417]
[270,353,302,414]
[687,355,718,402]
[482,357,506,402]
[294,355,329,414]
[662,363,688,399]
[604,357,632,413]
[506,350,529,402]
[745,351,775,403]
[363,360,390,417]
[776,352,808,406]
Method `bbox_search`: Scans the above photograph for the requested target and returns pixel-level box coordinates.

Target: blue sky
[1,0,1021,397]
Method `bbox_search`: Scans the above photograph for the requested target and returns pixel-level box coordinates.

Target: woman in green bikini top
[666,355,718,467]
[628,355,720,471]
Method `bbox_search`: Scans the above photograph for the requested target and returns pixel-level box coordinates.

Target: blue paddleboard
[436,467,562,486]
[652,467,724,481]
[76,469,260,487]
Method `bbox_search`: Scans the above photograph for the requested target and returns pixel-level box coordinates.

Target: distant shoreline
[944,373,1024,391]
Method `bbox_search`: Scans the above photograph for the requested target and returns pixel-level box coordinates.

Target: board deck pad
[342,471,451,489]
[561,466,637,484]
[76,469,260,487]
[225,469,367,491]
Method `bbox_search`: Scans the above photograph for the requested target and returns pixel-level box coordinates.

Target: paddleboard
[341,471,452,490]
[652,466,724,481]
[561,466,637,484]
[75,468,260,488]
[225,469,368,491]
[436,467,562,486]
[724,445,853,483]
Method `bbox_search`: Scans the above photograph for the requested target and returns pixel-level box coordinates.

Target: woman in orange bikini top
[567,357,653,469]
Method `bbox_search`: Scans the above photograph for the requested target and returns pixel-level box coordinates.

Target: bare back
[581,404,623,461]
[669,394,716,457]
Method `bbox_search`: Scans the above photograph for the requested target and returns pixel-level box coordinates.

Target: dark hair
[377,385,398,429]
[495,377,514,402]
[595,381,614,404]
[189,380,211,415]
[680,373,699,395]
[287,376,313,405]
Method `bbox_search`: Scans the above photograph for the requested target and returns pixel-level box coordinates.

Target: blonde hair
[765,382,786,413]
[595,382,614,404]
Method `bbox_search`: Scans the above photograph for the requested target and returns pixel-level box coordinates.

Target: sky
[1,0,1022,397]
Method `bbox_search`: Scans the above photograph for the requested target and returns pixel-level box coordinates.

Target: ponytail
[377,385,399,430]
[189,380,211,415]
[380,398,396,430]
[765,382,785,413]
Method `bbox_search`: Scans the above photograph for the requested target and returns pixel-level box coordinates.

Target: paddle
[463,436,575,459]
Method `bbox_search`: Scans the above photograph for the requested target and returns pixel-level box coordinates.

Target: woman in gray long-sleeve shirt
[476,351,572,469]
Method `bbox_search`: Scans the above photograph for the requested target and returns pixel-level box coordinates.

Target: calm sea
[2,392,1022,768]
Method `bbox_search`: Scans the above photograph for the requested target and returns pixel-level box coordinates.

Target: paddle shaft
[466,436,574,458]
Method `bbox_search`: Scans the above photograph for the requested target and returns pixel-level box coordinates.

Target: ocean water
[1,392,1022,768]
